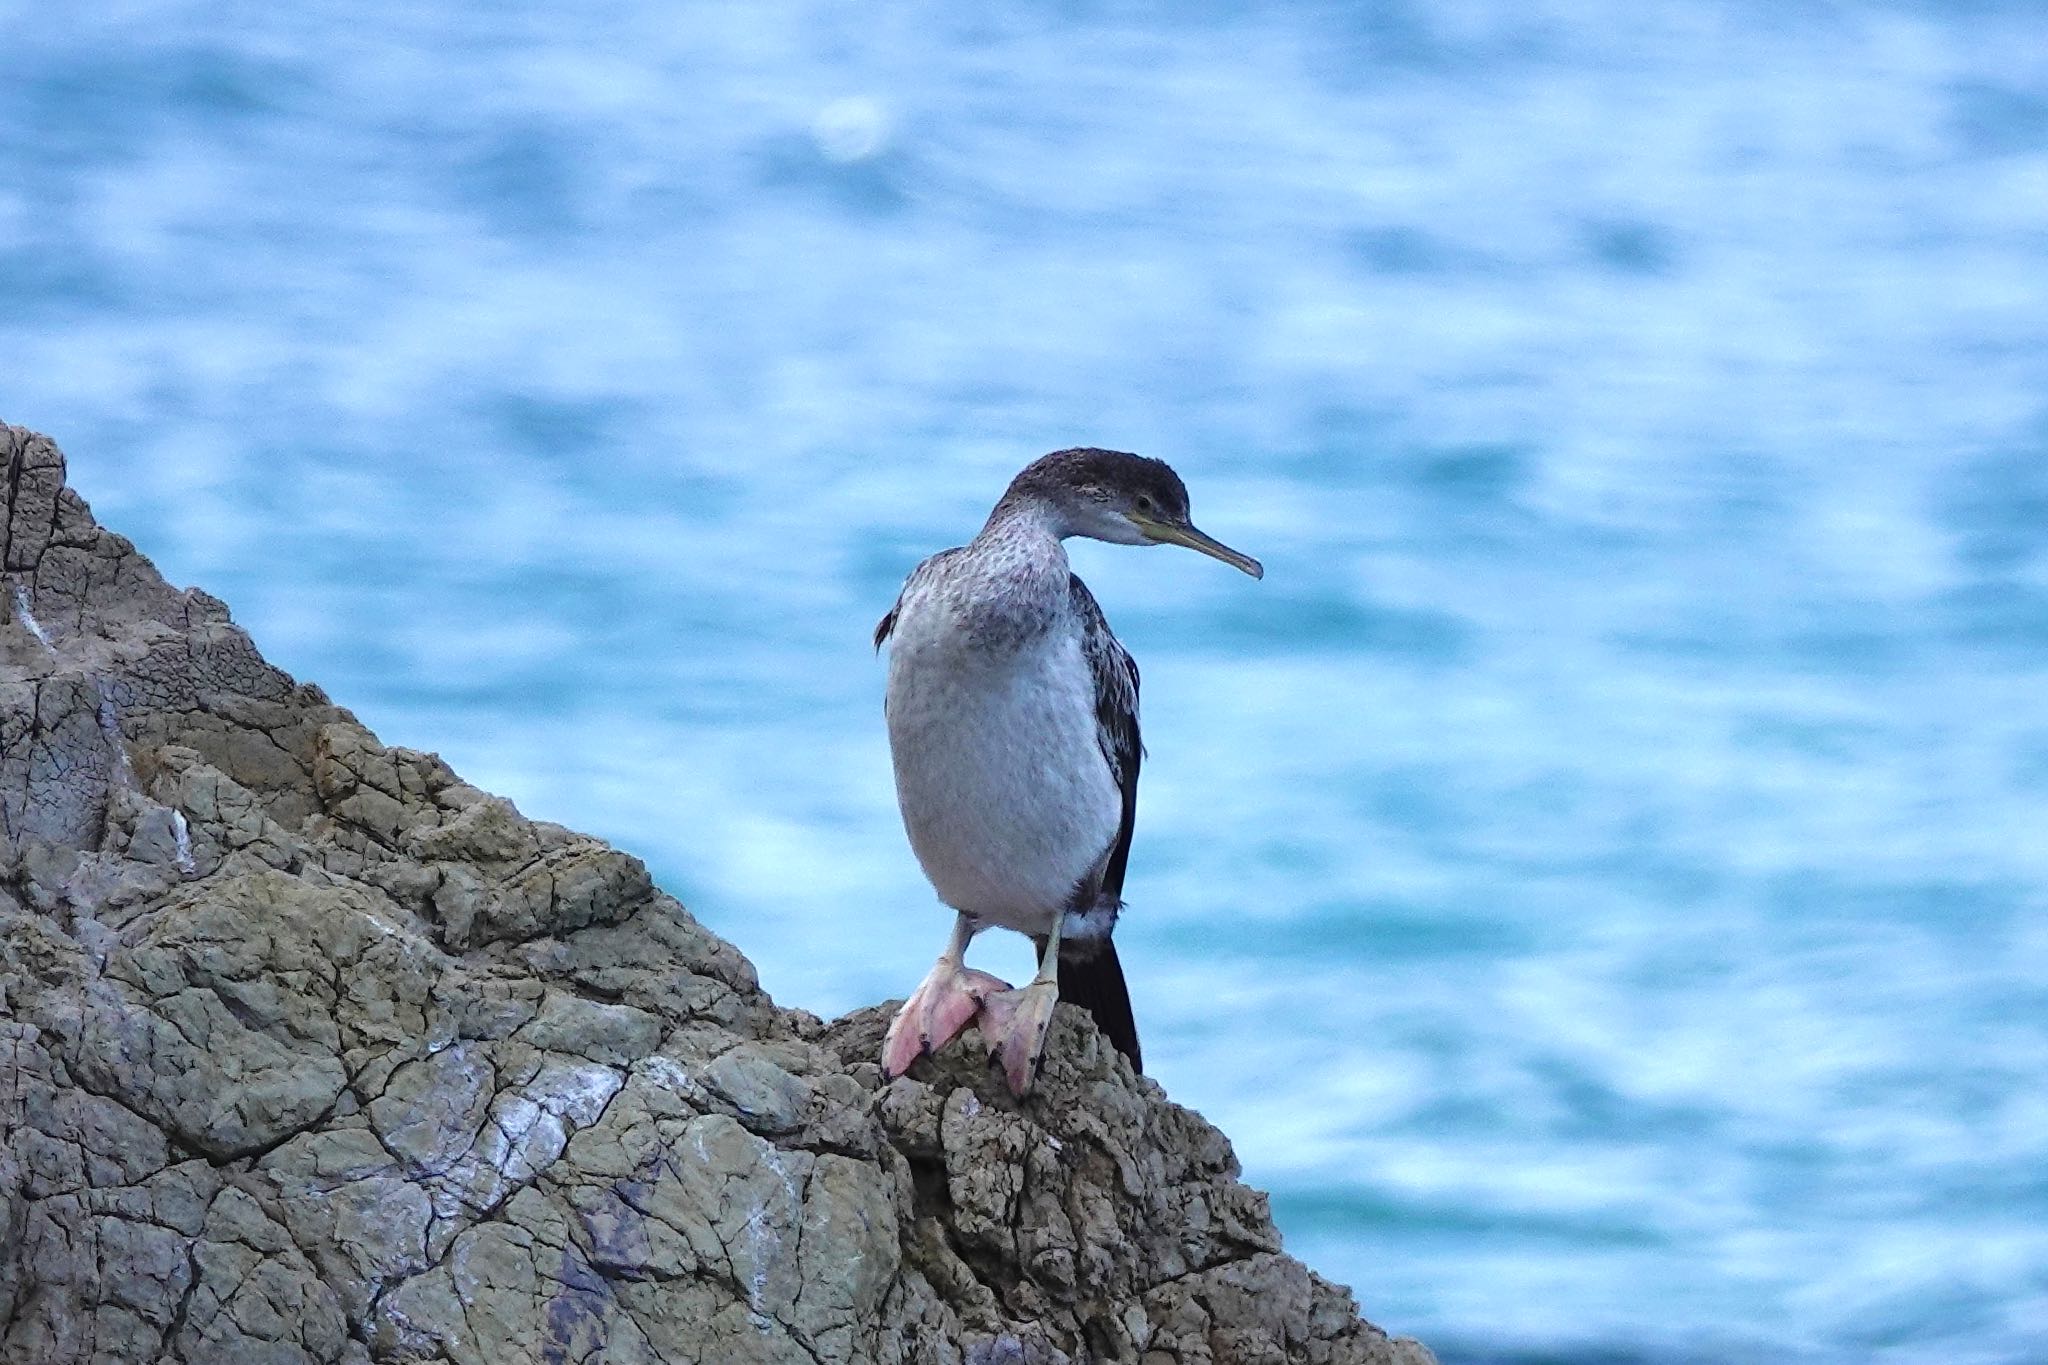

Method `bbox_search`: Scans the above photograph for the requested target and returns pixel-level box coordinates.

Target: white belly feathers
[886,602,1120,935]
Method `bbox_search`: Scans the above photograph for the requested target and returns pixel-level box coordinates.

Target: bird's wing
[874,547,963,651]
[1070,573,1142,901]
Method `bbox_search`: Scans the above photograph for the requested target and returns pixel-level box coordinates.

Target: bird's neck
[979,494,1075,545]
[966,499,1073,600]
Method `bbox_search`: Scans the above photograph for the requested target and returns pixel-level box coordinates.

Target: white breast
[885,595,1121,936]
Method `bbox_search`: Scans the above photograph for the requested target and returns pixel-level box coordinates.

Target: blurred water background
[5,1,2048,1360]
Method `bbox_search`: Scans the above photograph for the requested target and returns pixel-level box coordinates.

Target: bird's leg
[882,913,1011,1078]
[979,915,1063,1096]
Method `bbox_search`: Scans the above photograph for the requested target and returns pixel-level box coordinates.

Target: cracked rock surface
[0,422,1437,1365]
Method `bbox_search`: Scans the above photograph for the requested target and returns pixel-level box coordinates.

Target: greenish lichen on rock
[0,421,1436,1365]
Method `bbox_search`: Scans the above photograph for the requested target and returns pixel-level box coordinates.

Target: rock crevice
[0,421,1434,1365]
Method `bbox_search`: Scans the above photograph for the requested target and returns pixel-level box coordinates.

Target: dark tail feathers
[1057,938,1142,1073]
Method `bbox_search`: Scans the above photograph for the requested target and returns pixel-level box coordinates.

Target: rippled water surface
[6,2,2048,1360]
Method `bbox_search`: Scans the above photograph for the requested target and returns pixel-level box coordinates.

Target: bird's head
[1002,448,1265,579]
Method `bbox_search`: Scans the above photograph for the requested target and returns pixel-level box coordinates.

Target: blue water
[6,3,2047,1360]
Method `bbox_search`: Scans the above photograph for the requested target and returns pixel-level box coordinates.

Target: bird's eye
[1134,494,1156,514]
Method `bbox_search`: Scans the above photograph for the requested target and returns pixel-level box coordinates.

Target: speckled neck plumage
[938,498,1075,650]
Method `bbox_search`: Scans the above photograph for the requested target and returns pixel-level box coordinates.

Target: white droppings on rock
[642,1055,690,1089]
[491,1095,565,1184]
[639,1053,710,1105]
[170,809,197,875]
[95,681,139,792]
[529,1060,624,1128]
[12,582,51,650]
[744,1142,804,1316]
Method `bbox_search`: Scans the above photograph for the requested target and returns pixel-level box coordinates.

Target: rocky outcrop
[0,421,1435,1365]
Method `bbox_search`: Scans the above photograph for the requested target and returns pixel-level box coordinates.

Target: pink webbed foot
[977,979,1060,1096]
[882,960,1012,1078]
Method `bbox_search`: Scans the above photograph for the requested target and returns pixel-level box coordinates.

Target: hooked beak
[1132,516,1265,579]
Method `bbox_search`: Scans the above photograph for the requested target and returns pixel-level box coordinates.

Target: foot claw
[978,981,1059,1096]
[882,963,1011,1078]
